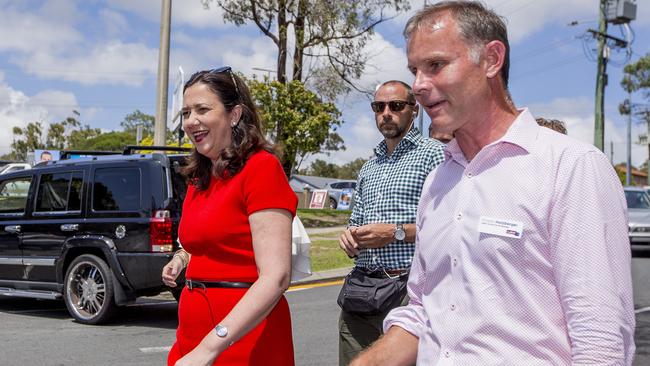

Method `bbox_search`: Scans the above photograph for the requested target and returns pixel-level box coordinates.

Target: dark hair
[536,117,567,135]
[181,69,273,190]
[375,80,416,104]
[404,0,510,89]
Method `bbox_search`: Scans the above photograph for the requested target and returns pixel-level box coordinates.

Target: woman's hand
[162,255,185,287]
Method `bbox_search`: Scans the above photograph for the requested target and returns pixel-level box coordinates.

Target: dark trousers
[338,289,409,365]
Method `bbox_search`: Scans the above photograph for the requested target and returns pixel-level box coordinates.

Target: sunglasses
[209,66,240,97]
[370,100,415,113]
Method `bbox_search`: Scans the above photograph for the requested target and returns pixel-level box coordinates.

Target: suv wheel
[64,254,116,325]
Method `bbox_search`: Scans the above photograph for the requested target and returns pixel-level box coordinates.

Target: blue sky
[0,0,648,167]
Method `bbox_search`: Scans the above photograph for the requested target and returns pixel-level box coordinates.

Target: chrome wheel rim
[66,261,106,320]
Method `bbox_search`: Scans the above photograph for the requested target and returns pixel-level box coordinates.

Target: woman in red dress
[161,67,297,366]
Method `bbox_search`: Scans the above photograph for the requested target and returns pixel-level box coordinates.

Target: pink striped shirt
[384,109,635,365]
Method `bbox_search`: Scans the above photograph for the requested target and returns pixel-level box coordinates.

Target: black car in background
[0,147,188,324]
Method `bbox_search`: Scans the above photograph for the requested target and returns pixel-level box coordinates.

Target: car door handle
[60,224,79,232]
[4,225,21,234]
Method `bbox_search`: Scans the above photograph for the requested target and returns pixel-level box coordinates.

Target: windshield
[625,190,650,209]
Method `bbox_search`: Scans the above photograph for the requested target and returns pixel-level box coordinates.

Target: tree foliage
[203,0,410,94]
[298,157,368,179]
[620,53,650,181]
[120,109,155,138]
[5,110,159,161]
[248,78,344,176]
[10,122,45,161]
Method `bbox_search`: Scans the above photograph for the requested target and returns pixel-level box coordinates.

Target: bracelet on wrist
[173,250,189,267]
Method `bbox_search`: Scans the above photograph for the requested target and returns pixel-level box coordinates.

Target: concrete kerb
[291,266,352,287]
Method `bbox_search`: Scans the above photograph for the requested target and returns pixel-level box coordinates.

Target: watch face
[395,227,406,241]
[215,325,228,338]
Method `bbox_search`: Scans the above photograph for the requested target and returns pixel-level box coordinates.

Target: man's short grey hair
[375,80,416,104]
[403,0,510,89]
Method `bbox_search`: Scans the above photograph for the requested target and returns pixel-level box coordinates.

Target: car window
[625,190,650,209]
[35,171,84,212]
[93,168,141,211]
[0,177,32,214]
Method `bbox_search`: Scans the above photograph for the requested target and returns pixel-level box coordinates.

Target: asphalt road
[1,281,650,365]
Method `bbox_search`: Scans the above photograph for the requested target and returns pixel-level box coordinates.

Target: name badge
[478,216,523,239]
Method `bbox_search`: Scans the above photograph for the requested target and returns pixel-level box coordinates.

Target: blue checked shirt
[350,128,446,270]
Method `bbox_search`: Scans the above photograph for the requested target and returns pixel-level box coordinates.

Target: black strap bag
[337,267,408,315]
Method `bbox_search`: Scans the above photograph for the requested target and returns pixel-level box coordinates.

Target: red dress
[168,151,298,366]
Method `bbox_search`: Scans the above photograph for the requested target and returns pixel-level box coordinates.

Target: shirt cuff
[383,303,426,338]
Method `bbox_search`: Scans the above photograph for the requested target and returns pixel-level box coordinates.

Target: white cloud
[357,33,413,91]
[529,96,646,166]
[17,41,158,86]
[0,3,82,53]
[100,8,130,36]
[0,75,80,156]
[109,0,226,28]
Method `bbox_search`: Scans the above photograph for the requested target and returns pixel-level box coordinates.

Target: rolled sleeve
[549,151,635,365]
[383,245,428,338]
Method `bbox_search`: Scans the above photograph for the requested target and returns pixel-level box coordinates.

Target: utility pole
[594,0,608,152]
[154,0,172,146]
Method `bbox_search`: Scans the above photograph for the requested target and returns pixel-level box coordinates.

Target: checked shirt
[350,128,445,270]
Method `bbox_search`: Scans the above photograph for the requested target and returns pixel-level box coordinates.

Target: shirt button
[456,213,462,220]
[467,172,473,178]
[450,304,456,311]
[452,258,458,267]
[444,351,451,358]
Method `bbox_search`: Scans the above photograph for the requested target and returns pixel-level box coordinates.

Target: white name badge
[478,216,524,239]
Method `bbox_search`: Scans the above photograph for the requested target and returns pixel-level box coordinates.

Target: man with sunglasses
[337,80,445,365]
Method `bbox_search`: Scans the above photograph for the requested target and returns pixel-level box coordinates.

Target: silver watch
[394,224,406,241]
[215,324,228,338]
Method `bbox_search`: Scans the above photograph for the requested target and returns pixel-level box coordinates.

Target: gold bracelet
[173,249,189,268]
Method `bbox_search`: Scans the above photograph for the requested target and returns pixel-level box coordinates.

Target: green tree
[46,111,82,150]
[249,79,344,176]
[621,53,650,183]
[73,131,136,151]
[120,109,155,138]
[11,122,45,161]
[338,157,367,180]
[305,159,339,177]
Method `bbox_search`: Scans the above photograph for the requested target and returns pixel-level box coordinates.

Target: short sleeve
[242,151,298,217]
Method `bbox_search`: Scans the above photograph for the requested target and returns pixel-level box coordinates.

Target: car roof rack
[122,145,191,155]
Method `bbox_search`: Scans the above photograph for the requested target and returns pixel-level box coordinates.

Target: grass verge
[298,208,351,228]
[310,238,354,272]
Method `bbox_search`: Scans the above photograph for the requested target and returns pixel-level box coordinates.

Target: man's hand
[339,228,361,257]
[339,224,397,257]
[352,223,395,249]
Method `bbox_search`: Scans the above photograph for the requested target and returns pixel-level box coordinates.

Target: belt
[358,268,409,278]
[186,279,253,290]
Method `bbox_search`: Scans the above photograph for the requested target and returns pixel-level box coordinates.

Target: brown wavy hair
[181,69,274,190]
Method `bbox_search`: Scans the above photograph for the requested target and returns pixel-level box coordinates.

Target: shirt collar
[444,108,538,163]
[374,127,423,158]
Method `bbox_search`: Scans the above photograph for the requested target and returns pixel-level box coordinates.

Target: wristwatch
[394,224,406,241]
[215,324,228,338]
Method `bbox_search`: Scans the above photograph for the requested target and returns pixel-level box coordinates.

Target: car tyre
[64,254,116,325]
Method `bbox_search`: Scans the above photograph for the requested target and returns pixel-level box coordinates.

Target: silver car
[625,186,650,244]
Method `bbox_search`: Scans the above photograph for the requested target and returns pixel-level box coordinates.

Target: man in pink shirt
[351,1,635,365]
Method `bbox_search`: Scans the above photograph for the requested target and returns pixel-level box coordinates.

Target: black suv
[0,147,188,324]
